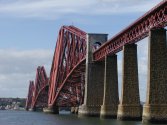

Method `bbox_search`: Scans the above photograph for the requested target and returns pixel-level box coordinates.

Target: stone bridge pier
[78,28,167,124]
[78,33,108,116]
[142,28,167,123]
[117,43,142,120]
[100,54,119,118]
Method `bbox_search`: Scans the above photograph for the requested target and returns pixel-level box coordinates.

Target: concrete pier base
[43,106,59,114]
[142,28,167,123]
[143,105,167,123]
[71,107,79,114]
[78,105,101,117]
[100,105,118,118]
[29,108,35,111]
[117,43,142,120]
[117,105,142,120]
[71,107,75,114]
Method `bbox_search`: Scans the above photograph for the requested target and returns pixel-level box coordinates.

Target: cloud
[0,0,161,19]
[0,0,94,19]
[0,49,53,98]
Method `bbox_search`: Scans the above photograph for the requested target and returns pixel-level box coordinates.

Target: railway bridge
[26,0,167,123]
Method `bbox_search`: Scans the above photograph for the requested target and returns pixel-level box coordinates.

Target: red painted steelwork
[55,59,85,106]
[48,26,86,107]
[27,1,167,108]
[93,0,167,61]
[25,81,35,110]
[31,66,49,110]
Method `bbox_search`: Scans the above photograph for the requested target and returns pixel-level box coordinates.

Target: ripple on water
[0,110,164,125]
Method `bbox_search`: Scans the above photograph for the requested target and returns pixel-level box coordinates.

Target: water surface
[0,110,164,125]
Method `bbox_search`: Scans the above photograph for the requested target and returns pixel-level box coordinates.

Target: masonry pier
[100,55,119,118]
[43,106,59,114]
[78,34,108,117]
[117,43,142,120]
[142,28,167,123]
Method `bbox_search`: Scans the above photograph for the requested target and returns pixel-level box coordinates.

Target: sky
[0,0,162,101]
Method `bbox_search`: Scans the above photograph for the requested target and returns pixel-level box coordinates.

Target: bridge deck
[93,0,167,61]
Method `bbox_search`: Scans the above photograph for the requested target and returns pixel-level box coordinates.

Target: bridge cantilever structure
[48,26,87,108]
[26,66,49,111]
[47,0,167,110]
[25,81,34,110]
[26,1,167,123]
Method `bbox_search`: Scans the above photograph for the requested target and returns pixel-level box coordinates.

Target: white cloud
[0,0,161,19]
[0,49,53,98]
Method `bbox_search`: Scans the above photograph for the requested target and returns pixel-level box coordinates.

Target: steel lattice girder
[48,1,167,107]
[57,83,83,106]
[31,66,49,109]
[48,26,86,107]
[93,0,167,61]
[25,81,35,110]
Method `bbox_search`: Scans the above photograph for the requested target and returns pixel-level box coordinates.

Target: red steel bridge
[26,0,167,123]
[26,66,49,111]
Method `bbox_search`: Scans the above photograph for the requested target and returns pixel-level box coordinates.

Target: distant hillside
[0,98,26,108]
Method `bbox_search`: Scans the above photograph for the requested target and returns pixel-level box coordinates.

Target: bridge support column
[78,34,108,117]
[142,28,167,123]
[100,54,119,118]
[43,106,59,114]
[117,43,142,120]
[29,108,35,111]
[71,107,79,114]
